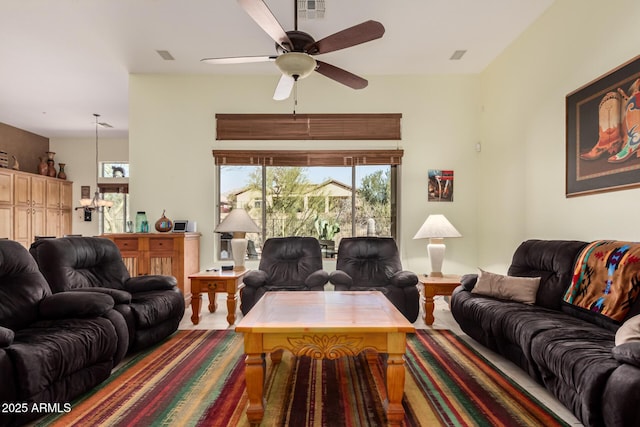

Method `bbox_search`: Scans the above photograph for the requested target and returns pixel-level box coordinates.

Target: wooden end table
[188,269,248,326]
[418,274,461,325]
[235,291,415,426]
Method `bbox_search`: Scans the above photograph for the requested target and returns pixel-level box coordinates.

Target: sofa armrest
[460,274,478,291]
[306,270,329,288]
[0,326,14,348]
[613,342,640,368]
[39,292,115,319]
[125,275,177,293]
[69,287,132,304]
[243,270,268,288]
[390,271,418,288]
[329,270,353,287]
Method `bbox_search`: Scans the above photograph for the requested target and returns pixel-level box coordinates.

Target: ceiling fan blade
[306,20,385,55]
[315,61,368,89]
[273,74,295,100]
[237,0,293,51]
[201,55,277,65]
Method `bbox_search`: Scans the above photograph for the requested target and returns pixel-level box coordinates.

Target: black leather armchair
[30,236,185,353]
[241,237,329,314]
[0,240,126,427]
[329,237,420,322]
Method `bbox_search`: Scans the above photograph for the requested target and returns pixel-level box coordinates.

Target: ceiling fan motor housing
[276,30,317,54]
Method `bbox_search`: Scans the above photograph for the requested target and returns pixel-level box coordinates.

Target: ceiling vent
[156,50,175,61]
[449,50,467,60]
[298,0,325,20]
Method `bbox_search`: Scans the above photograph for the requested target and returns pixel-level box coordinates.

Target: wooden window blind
[215,113,401,140]
[212,149,403,166]
[97,183,129,194]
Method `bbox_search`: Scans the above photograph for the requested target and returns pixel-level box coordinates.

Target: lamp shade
[413,214,461,240]
[214,208,260,234]
[275,52,317,79]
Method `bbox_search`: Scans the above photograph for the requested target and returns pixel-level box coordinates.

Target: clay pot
[57,163,67,180]
[38,157,48,175]
[47,159,56,177]
[155,210,173,232]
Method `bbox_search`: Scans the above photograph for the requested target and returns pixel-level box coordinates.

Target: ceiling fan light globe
[275,53,316,79]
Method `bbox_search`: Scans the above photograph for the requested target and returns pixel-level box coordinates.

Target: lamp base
[230,237,247,271]
[427,238,446,278]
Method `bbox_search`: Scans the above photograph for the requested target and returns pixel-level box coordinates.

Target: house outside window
[217,163,397,260]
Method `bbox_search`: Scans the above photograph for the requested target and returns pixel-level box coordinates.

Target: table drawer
[207,280,228,291]
[149,238,174,251]
[113,238,138,251]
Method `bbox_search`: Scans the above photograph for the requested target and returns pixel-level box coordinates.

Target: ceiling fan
[201,0,385,100]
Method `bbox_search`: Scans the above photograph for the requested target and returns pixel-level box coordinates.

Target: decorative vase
[47,159,57,177]
[57,163,67,180]
[45,151,56,161]
[38,157,48,175]
[155,210,173,232]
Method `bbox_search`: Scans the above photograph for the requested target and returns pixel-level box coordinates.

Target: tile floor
[179,291,583,426]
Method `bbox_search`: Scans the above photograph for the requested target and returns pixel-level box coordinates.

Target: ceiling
[0,0,554,139]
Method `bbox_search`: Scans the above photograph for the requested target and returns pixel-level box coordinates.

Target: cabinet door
[60,209,72,236]
[31,176,46,208]
[60,182,73,209]
[14,175,30,206]
[32,207,47,238]
[13,206,31,247]
[0,170,13,205]
[46,180,61,209]
[45,208,60,236]
[148,237,174,276]
[0,205,12,239]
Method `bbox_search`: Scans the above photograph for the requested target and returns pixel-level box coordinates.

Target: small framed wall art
[566,55,640,197]
[428,169,454,202]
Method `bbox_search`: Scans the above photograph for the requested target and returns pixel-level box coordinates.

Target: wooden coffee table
[235,291,415,426]
[188,269,248,326]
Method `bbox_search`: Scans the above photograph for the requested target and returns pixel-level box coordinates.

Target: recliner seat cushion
[129,289,184,329]
[7,317,117,399]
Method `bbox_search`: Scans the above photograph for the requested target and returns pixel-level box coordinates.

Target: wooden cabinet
[45,180,72,237]
[102,232,201,302]
[0,169,72,247]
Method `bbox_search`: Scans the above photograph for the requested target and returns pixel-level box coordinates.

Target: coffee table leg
[385,353,406,426]
[245,352,266,424]
[190,290,201,325]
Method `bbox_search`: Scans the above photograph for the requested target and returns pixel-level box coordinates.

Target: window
[215,150,401,260]
[99,162,130,234]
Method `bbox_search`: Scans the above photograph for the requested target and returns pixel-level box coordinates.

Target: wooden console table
[418,274,461,325]
[101,232,200,304]
[189,269,247,326]
[236,291,414,426]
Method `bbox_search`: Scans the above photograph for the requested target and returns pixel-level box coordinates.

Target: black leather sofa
[241,236,329,314]
[30,236,184,353]
[451,239,640,427]
[329,237,420,322]
[0,240,127,427]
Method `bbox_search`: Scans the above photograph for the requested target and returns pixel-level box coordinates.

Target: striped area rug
[37,329,569,427]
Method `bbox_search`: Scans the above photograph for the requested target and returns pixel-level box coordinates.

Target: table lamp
[413,214,461,277]
[214,208,260,270]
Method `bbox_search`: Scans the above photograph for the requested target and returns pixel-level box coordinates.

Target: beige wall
[49,137,129,237]
[477,0,640,272]
[129,74,481,272]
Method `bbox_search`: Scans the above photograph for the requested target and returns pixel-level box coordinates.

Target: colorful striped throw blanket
[564,240,640,322]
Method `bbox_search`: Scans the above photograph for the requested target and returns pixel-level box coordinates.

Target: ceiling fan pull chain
[293,81,298,118]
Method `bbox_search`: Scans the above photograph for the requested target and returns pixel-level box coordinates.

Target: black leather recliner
[241,236,329,314]
[0,240,126,427]
[329,237,420,322]
[30,236,185,353]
